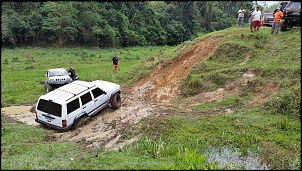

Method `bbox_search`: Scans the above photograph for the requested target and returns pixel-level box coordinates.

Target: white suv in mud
[35,80,121,131]
[44,68,73,92]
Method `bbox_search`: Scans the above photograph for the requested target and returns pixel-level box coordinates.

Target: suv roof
[41,80,96,104]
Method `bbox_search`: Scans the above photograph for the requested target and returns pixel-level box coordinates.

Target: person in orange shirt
[271,8,283,34]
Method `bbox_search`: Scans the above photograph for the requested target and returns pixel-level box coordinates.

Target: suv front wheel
[111,93,121,109]
[281,19,287,31]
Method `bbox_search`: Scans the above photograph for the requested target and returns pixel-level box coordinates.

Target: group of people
[236,6,261,32]
[237,4,284,34]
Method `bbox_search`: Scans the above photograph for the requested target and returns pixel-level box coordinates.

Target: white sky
[254,1,280,7]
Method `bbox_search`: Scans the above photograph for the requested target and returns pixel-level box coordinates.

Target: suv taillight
[35,111,37,119]
[62,120,67,127]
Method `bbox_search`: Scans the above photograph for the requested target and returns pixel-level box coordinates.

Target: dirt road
[1,34,232,150]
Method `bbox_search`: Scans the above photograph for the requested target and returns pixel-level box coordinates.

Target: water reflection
[205,146,269,170]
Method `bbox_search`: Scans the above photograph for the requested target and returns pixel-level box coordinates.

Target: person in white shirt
[237,7,246,27]
[251,6,262,32]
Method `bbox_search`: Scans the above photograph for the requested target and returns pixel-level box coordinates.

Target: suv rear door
[66,97,82,128]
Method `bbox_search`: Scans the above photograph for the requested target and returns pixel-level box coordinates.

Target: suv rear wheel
[72,115,93,129]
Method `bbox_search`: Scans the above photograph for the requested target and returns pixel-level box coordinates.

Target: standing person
[273,5,283,14]
[68,66,78,80]
[237,7,246,27]
[248,7,255,32]
[251,6,262,32]
[271,8,283,34]
[112,53,119,74]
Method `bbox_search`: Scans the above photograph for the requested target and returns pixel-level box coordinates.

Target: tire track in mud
[1,34,230,150]
[133,35,229,103]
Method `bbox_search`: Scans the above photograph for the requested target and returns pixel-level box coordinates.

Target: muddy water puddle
[205,146,269,170]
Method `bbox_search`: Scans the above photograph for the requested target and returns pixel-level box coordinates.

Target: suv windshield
[286,2,301,10]
[49,70,68,77]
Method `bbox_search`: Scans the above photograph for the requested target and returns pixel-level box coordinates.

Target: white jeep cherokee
[44,68,73,92]
[35,80,121,131]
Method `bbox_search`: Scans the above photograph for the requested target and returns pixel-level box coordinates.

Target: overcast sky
[254,1,280,7]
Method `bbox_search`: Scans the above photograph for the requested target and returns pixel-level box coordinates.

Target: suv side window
[91,88,106,98]
[67,98,80,115]
[81,92,92,105]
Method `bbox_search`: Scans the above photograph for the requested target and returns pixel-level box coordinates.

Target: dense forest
[1,1,256,48]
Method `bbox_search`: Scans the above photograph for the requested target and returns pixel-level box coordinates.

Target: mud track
[1,34,231,151]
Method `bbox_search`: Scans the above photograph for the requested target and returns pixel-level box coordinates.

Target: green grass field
[1,46,176,106]
[1,26,301,170]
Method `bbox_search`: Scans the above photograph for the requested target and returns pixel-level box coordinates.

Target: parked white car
[35,80,121,131]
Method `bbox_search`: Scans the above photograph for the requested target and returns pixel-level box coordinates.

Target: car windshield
[266,14,273,19]
[49,70,68,77]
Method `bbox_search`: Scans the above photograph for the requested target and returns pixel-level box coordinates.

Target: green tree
[41,1,79,47]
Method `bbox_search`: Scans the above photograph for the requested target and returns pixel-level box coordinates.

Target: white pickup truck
[35,80,121,131]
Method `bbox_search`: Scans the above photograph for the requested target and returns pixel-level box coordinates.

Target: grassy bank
[1,26,301,170]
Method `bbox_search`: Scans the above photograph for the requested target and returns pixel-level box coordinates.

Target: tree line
[1,1,254,48]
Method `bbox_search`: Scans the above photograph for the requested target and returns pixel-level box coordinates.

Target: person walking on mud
[112,53,119,74]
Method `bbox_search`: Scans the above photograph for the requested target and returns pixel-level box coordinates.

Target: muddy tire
[281,20,287,31]
[111,93,121,109]
[72,116,92,129]
[44,82,53,93]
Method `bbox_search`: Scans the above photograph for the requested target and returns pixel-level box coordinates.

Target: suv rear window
[37,99,62,117]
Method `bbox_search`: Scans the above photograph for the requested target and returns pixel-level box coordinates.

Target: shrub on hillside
[263,86,300,119]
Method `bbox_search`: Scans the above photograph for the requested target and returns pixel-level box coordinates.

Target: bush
[263,87,300,119]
